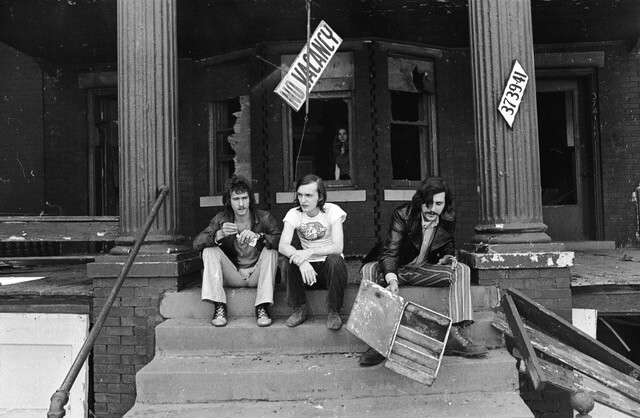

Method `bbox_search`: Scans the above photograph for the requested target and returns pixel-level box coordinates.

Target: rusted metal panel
[346,280,405,356]
[346,281,451,386]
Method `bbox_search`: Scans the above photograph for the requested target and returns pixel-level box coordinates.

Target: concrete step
[155,313,503,356]
[160,284,499,319]
[135,349,519,404]
[126,391,533,417]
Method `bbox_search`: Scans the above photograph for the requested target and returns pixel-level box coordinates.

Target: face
[229,190,250,217]
[421,191,446,222]
[338,129,348,143]
[296,182,321,216]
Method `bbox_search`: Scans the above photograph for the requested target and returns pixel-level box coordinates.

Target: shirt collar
[422,215,439,230]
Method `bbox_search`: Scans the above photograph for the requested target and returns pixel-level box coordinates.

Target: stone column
[88,1,201,415]
[461,0,573,321]
[468,0,560,252]
[114,0,186,253]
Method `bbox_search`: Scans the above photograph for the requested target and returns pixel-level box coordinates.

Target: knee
[202,246,223,261]
[325,253,346,268]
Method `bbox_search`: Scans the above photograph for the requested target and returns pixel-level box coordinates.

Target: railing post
[47,186,169,418]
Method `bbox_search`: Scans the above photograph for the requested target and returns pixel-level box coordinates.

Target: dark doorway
[88,90,119,217]
[537,79,596,241]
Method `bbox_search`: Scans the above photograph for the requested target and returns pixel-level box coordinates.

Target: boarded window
[388,55,437,183]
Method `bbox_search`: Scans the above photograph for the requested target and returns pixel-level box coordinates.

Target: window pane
[391,91,420,122]
[291,98,349,181]
[537,92,577,205]
[390,124,421,181]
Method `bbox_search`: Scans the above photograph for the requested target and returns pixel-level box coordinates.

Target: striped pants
[360,261,473,324]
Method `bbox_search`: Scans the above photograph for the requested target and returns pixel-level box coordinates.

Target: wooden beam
[0,216,119,242]
[493,315,640,405]
[537,357,640,417]
[507,288,640,380]
[501,293,546,390]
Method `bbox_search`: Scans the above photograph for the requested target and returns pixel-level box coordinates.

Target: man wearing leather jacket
[193,175,281,328]
[359,176,487,366]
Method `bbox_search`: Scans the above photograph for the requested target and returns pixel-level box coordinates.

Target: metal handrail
[47,185,170,418]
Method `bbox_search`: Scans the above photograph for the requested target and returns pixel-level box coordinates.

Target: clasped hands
[289,249,317,286]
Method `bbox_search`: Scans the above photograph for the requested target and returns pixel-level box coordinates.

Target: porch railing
[47,185,170,418]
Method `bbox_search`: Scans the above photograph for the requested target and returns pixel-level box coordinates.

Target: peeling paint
[529,254,539,262]
[228,95,251,180]
[556,252,574,267]
[8,236,26,241]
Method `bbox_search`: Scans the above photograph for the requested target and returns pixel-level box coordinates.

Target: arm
[335,164,340,180]
[193,215,222,251]
[278,221,317,285]
[379,209,408,294]
[257,211,282,250]
[289,218,344,265]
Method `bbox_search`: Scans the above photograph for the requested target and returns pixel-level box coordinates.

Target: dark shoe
[359,346,385,366]
[327,309,342,330]
[256,303,272,327]
[285,304,307,327]
[444,325,488,357]
[212,302,227,327]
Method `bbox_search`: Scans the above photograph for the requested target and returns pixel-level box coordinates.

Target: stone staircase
[125,263,533,417]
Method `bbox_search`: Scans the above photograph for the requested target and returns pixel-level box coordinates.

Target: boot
[327,309,342,330]
[359,346,385,366]
[444,325,487,357]
[211,302,227,327]
[285,304,307,327]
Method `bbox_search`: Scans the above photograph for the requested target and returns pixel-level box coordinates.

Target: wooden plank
[397,325,444,353]
[537,357,640,417]
[502,293,546,390]
[508,288,640,380]
[385,357,436,386]
[393,337,440,369]
[0,216,119,242]
[494,315,640,404]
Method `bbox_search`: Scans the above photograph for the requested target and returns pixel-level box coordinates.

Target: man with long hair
[193,175,281,327]
[279,174,348,330]
[359,176,487,366]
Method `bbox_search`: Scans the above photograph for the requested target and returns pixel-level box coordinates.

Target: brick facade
[92,276,176,417]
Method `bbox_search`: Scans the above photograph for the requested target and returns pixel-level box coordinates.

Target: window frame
[207,98,240,195]
[281,91,355,190]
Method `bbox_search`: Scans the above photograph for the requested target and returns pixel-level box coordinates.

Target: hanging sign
[498,60,529,128]
[274,20,342,111]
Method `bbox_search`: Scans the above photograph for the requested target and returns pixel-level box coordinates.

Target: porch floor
[1,247,639,299]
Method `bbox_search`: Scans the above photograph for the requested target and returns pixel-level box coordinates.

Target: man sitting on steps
[193,175,281,328]
[359,176,487,366]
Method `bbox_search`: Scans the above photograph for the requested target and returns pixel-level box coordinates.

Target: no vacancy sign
[275,20,342,111]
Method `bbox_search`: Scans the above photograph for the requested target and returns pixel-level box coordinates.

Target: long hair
[294,174,327,212]
[222,175,256,209]
[333,128,349,156]
[409,176,455,221]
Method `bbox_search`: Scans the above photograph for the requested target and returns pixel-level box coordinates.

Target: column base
[459,249,574,320]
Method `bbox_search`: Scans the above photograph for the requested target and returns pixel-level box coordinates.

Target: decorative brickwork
[91,276,176,417]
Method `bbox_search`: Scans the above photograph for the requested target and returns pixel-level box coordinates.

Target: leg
[246,248,278,306]
[201,247,245,304]
[397,263,473,323]
[317,254,348,311]
[285,261,307,308]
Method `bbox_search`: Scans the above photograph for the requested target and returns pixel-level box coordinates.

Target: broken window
[281,52,354,187]
[286,96,351,184]
[388,55,437,183]
[208,97,241,194]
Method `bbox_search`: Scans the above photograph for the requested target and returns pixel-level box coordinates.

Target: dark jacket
[377,203,456,277]
[193,208,282,266]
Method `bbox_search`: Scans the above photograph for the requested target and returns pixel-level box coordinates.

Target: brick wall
[0,42,45,214]
[599,43,640,247]
[92,277,176,417]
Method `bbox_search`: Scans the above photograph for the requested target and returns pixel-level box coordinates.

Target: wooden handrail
[47,185,170,418]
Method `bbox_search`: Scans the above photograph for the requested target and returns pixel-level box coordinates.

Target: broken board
[496,288,640,417]
[346,280,452,386]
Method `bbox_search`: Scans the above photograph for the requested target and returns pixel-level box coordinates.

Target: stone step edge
[154,313,504,356]
[125,391,533,418]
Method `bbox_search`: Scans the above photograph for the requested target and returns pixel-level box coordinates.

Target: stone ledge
[460,250,574,269]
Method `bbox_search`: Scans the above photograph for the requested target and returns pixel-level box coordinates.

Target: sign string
[293,0,312,182]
